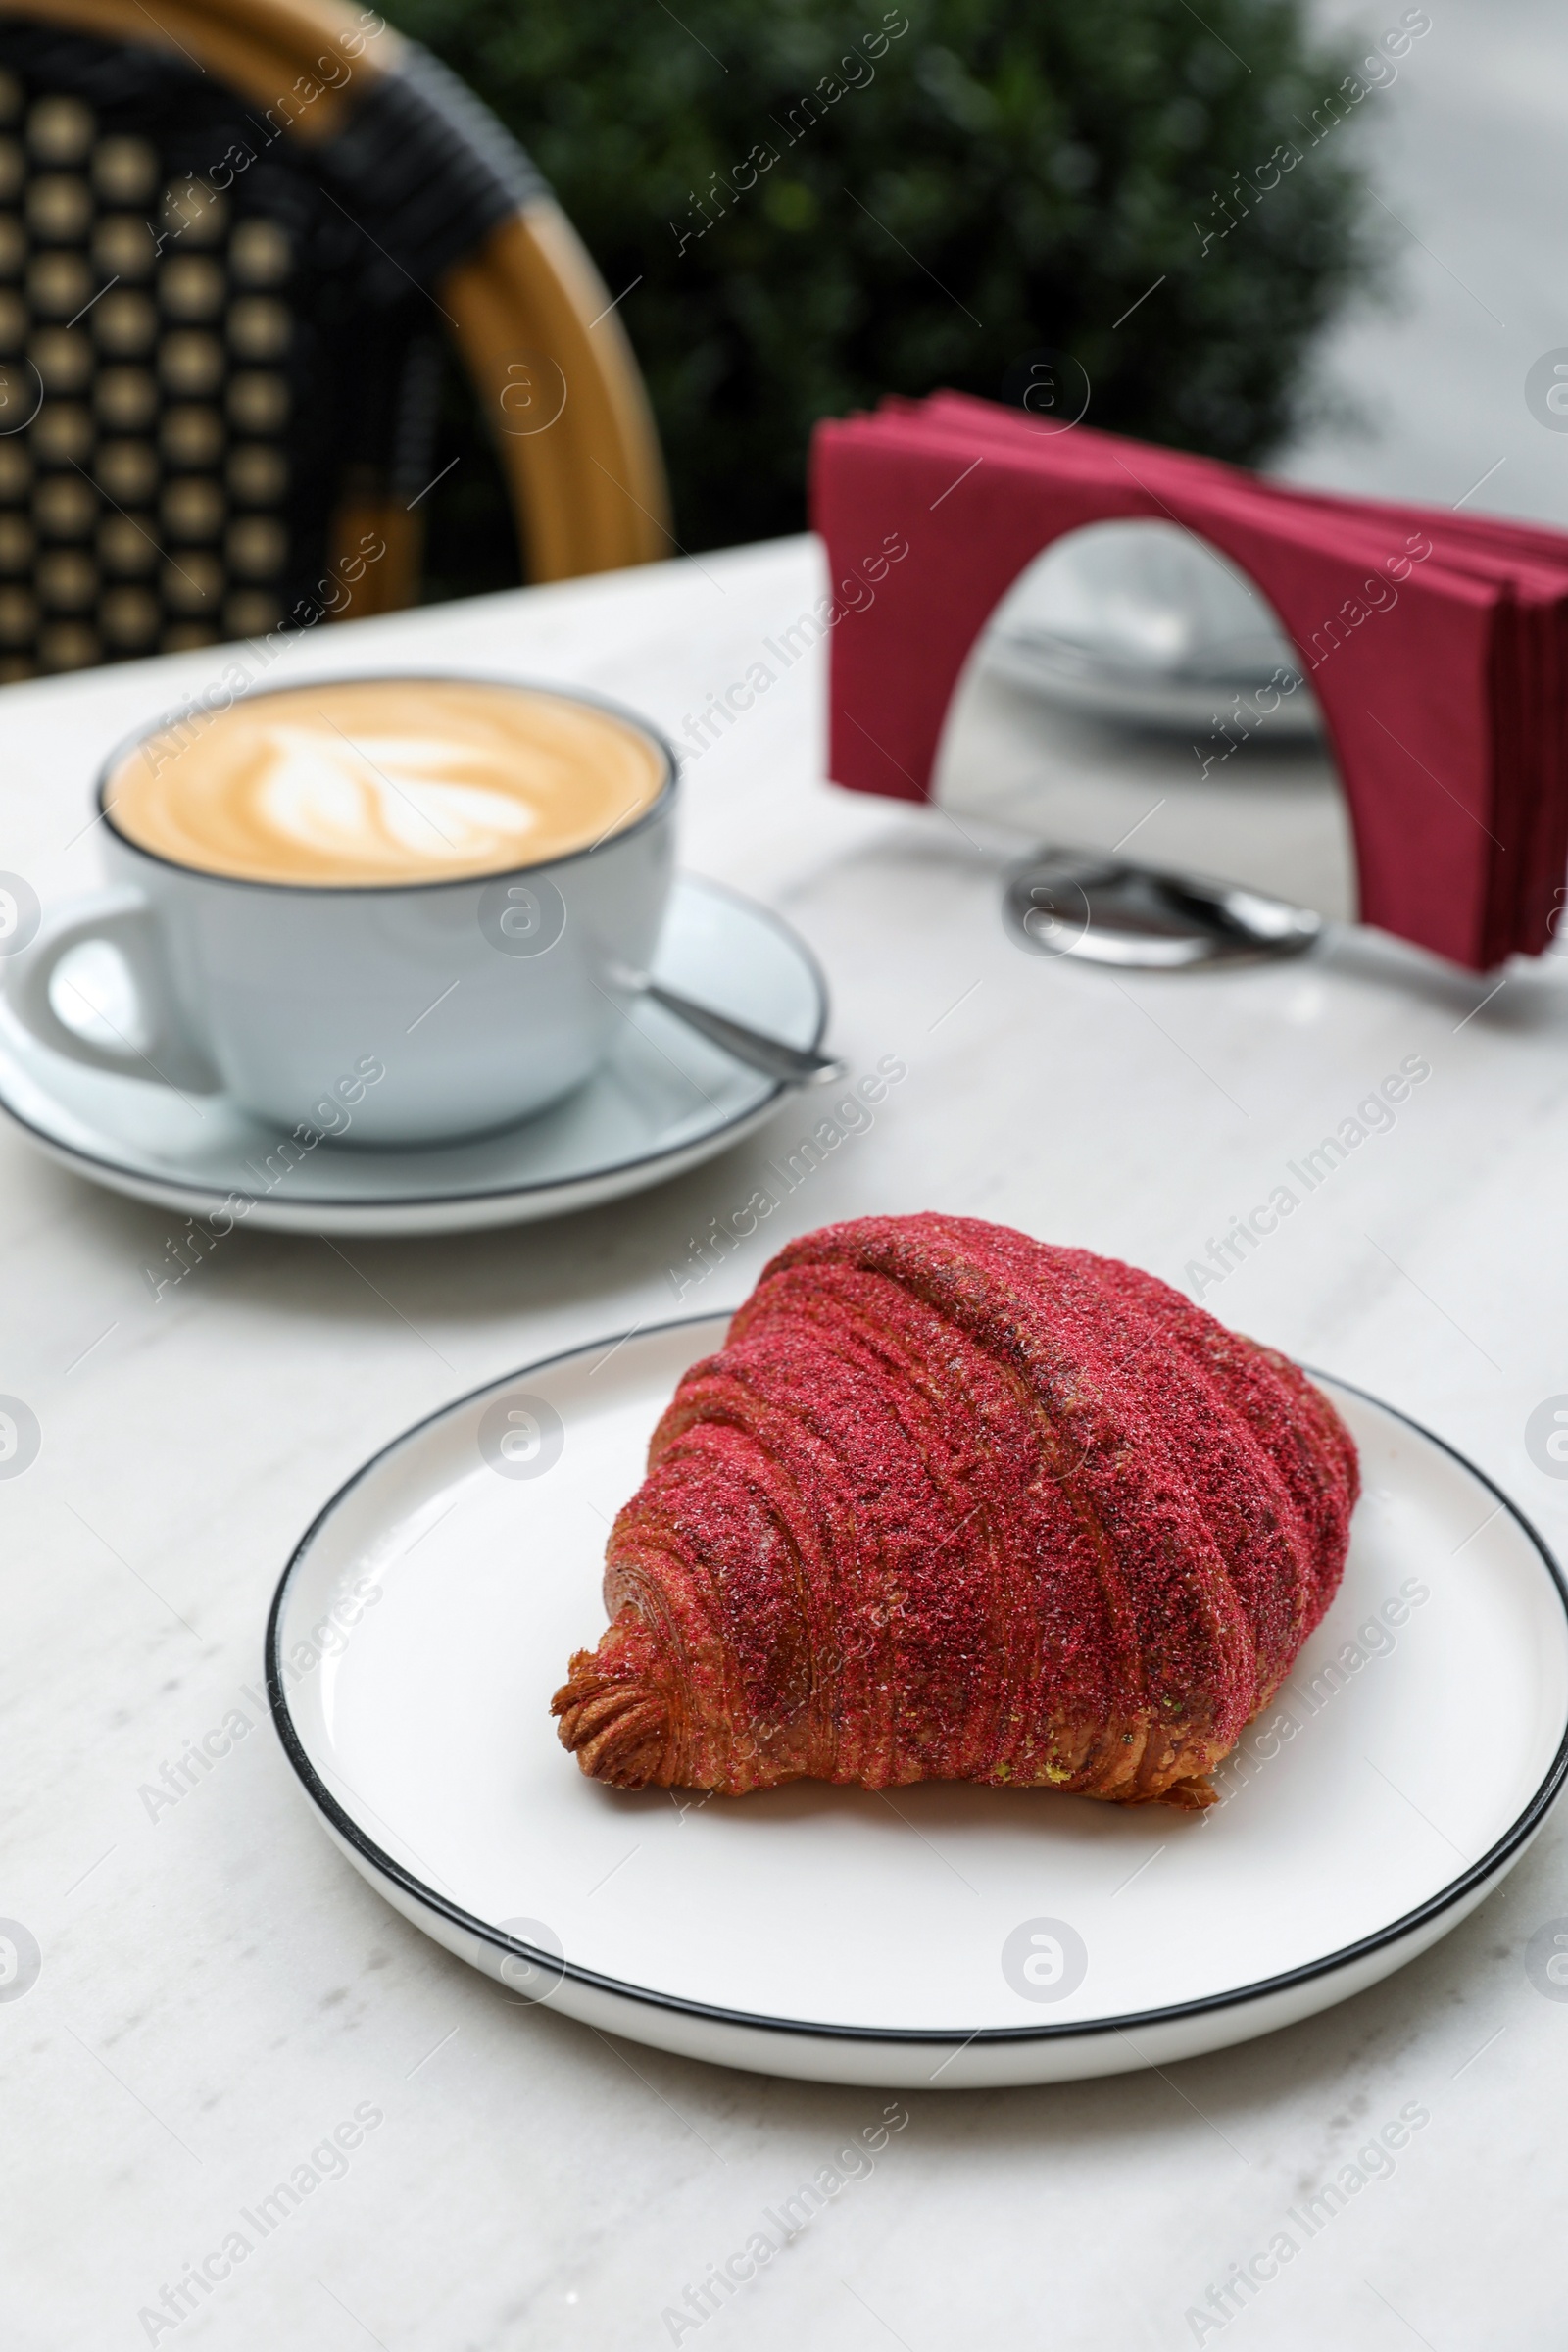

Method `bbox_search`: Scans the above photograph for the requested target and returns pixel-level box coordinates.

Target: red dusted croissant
[552,1214,1358,1810]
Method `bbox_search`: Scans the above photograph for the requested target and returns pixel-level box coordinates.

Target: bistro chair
[0,0,670,677]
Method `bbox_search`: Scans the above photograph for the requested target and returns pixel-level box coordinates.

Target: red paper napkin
[810,395,1568,969]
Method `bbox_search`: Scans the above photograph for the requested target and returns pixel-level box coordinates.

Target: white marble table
[3,535,1565,2351]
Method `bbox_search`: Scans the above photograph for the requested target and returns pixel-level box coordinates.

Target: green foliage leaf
[388,0,1383,565]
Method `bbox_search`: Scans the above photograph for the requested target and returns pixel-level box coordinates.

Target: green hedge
[390,0,1382,570]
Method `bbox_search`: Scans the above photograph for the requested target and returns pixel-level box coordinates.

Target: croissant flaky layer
[552,1215,1358,1809]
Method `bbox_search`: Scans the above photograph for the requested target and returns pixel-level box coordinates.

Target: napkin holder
[812,399,1558,973]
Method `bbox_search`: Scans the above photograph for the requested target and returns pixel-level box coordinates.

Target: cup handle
[5,888,222,1094]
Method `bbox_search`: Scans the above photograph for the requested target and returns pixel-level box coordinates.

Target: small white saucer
[0,876,828,1236]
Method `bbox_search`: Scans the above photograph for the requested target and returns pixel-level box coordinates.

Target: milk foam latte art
[105,679,669,887]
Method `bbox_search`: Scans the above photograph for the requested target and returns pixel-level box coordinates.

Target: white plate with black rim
[267,1315,1568,2088]
[0,876,826,1237]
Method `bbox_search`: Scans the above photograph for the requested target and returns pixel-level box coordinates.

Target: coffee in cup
[105,677,669,887]
[7,674,677,1146]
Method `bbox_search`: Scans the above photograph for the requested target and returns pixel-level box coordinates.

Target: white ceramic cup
[6,675,678,1147]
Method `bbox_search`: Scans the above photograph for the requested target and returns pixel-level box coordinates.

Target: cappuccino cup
[7,674,677,1146]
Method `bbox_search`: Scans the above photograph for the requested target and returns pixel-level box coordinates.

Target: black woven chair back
[0,17,541,677]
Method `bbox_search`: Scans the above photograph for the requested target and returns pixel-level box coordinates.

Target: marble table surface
[2,534,1565,2351]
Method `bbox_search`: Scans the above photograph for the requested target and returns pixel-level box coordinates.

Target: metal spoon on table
[610,964,846,1087]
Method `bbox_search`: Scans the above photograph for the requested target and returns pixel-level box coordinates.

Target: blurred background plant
[388,0,1384,593]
